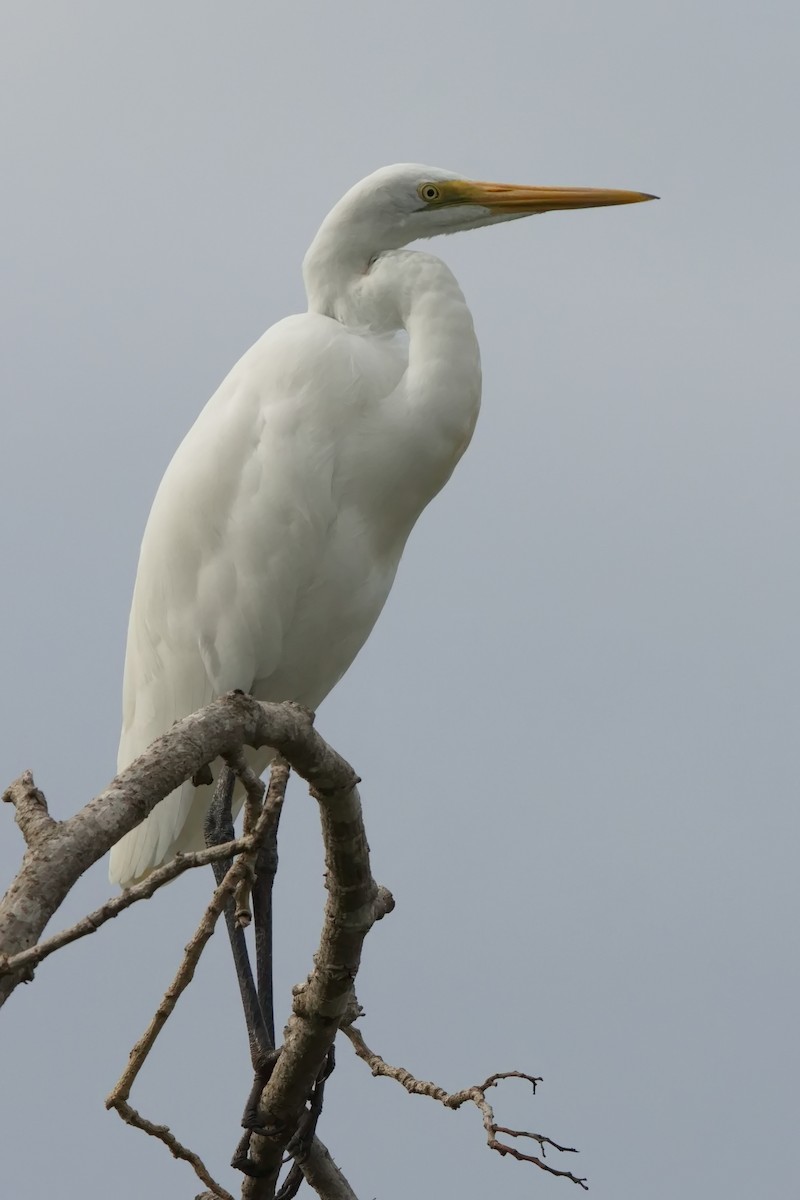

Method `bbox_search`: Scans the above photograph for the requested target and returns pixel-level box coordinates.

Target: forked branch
[103,747,381,1200]
[0,834,248,981]
[344,1025,588,1190]
[0,692,358,1006]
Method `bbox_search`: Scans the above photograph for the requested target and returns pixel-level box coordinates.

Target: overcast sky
[2,2,799,1198]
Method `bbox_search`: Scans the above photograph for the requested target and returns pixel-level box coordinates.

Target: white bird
[110,163,654,887]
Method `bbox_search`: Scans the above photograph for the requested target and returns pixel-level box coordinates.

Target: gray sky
[2,2,798,1197]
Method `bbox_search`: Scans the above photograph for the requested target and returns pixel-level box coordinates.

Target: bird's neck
[391,251,482,468]
[354,250,484,517]
[304,236,481,509]
[303,216,372,318]
[303,259,362,320]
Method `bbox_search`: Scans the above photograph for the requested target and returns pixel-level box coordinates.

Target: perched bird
[110,164,654,887]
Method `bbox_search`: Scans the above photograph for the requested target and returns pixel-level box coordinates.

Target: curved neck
[304,228,482,508]
[303,228,368,318]
[328,249,483,514]
[392,252,481,428]
[303,201,393,317]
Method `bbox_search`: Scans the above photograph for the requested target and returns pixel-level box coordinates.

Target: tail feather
[108,778,198,887]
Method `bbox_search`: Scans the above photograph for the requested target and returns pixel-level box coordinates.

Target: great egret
[110,163,654,887]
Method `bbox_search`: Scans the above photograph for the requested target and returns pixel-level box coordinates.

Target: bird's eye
[418,183,441,203]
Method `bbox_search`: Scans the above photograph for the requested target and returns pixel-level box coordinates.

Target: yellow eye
[418,183,441,203]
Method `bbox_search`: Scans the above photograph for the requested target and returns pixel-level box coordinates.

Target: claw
[241,1047,282,1130]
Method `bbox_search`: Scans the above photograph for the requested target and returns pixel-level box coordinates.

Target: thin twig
[344,1026,587,1190]
[106,759,276,1197]
[0,835,248,979]
[111,1097,235,1200]
[231,747,271,928]
[494,1124,579,1154]
[107,853,246,1101]
[209,759,290,1066]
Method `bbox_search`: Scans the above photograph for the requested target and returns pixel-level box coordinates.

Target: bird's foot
[232,1045,335,1181]
[240,1047,282,1130]
[230,1047,283,1176]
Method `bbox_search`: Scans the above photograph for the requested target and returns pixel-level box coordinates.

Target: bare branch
[0,835,247,980]
[493,1124,579,1155]
[301,1136,360,1200]
[231,747,273,928]
[344,1027,587,1190]
[106,852,245,1106]
[2,770,57,847]
[3,699,580,1196]
[0,693,359,1006]
[195,1136,359,1200]
[104,764,285,1196]
[111,1096,235,1200]
[0,743,285,983]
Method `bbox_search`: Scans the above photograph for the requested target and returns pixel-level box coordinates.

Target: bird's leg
[231,1052,282,1178]
[210,758,326,1183]
[253,810,279,1048]
[205,761,288,1179]
[237,883,283,1136]
[204,766,273,1069]
[231,774,283,1178]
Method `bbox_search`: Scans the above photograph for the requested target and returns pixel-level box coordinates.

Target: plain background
[2,3,798,1197]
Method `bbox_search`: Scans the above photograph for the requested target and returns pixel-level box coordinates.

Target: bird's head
[313,162,656,254]
[303,163,656,316]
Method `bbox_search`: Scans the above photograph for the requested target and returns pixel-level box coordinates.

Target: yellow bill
[439,179,657,213]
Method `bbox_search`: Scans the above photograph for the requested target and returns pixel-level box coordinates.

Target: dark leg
[253,815,279,1047]
[206,766,282,1179]
[209,760,332,1184]
[204,766,273,1066]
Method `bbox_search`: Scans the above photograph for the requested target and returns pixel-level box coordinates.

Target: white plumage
[110,163,653,886]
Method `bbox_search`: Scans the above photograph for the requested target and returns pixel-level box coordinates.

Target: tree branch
[111,1096,235,1200]
[301,1136,360,1200]
[194,1136,358,1200]
[0,835,246,980]
[343,1026,587,1190]
[104,763,286,1198]
[2,694,581,1196]
[0,693,359,1006]
[2,770,57,847]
